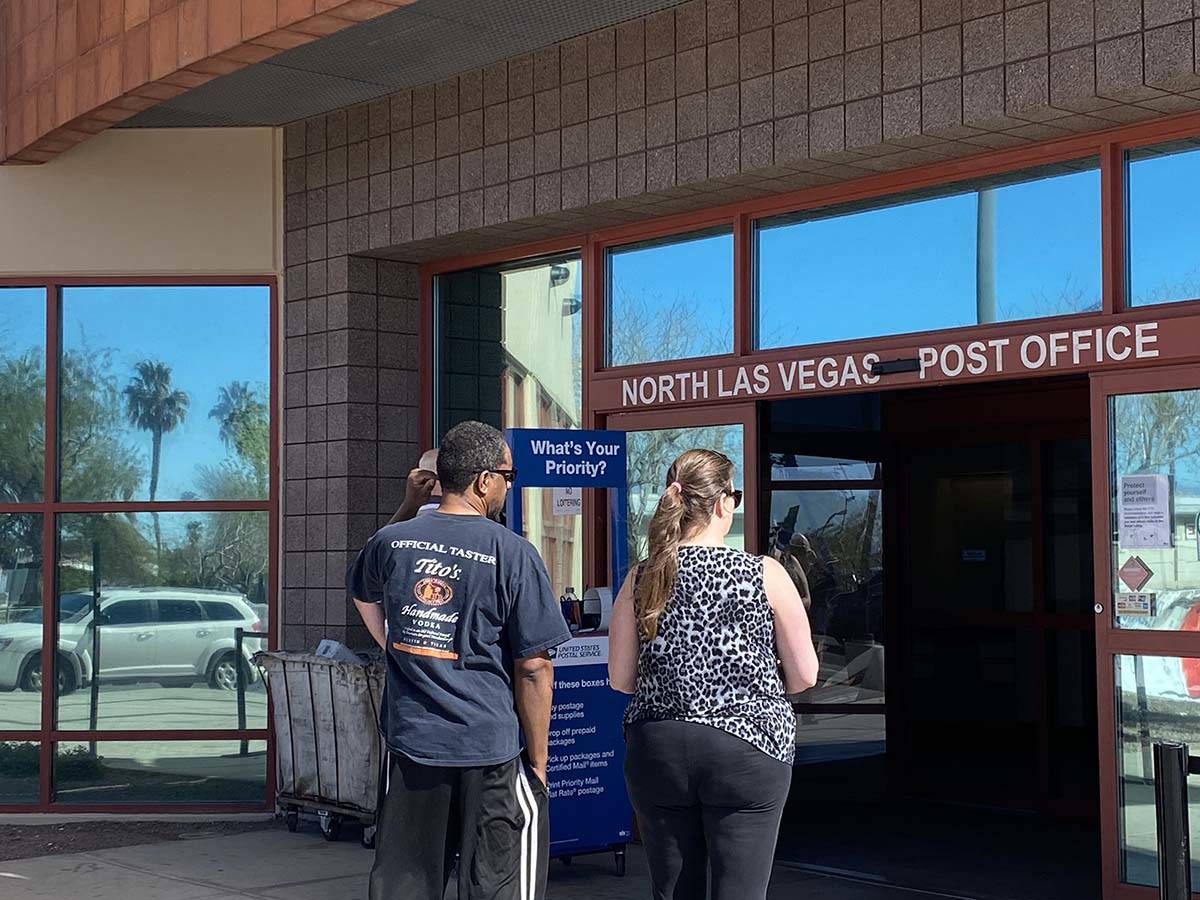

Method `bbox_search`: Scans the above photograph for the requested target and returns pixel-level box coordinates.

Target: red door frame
[1091,363,1200,900]
[0,275,280,813]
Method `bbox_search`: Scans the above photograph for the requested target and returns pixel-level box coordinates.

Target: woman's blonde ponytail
[634,449,735,640]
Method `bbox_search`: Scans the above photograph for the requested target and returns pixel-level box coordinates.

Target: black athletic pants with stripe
[369,751,549,900]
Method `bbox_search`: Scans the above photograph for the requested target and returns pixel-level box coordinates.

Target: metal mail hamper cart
[256,651,386,847]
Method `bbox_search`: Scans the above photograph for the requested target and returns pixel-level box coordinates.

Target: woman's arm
[608,569,639,694]
[763,556,820,694]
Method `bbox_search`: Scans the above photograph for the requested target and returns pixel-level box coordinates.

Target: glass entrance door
[604,405,757,588]
[1093,366,1200,900]
[765,454,886,769]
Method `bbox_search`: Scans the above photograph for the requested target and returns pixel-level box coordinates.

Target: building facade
[5,1,1200,897]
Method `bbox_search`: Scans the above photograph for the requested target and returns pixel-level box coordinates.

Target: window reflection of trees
[0,310,271,615]
[1114,392,1200,479]
[625,425,742,567]
[612,287,742,564]
[57,513,268,603]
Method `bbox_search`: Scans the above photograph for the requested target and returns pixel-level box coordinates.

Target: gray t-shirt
[347,512,570,767]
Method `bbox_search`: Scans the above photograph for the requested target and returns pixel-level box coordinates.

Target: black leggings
[624,720,792,900]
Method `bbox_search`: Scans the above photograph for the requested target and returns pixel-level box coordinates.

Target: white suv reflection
[0,589,265,694]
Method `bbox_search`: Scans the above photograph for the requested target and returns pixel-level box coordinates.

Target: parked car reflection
[0,588,264,694]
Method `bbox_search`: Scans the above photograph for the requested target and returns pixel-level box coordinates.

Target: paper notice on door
[552,486,583,516]
[1119,474,1173,550]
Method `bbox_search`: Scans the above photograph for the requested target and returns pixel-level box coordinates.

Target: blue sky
[0,288,45,359]
[758,167,1104,347]
[1129,149,1200,305]
[610,231,735,363]
[608,148,1200,359]
[0,285,271,501]
[60,286,270,500]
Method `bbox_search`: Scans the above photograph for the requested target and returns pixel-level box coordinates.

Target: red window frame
[0,275,280,813]
[417,111,1200,899]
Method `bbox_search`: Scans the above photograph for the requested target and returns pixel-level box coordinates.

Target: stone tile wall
[281,0,1200,646]
[281,254,422,650]
[284,0,1200,263]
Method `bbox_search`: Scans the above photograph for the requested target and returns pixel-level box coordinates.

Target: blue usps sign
[506,428,630,588]
[504,428,633,870]
[547,638,634,862]
[508,429,627,488]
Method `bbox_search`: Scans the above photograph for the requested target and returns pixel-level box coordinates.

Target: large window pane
[767,489,883,704]
[55,512,268,730]
[54,740,266,804]
[436,257,583,595]
[0,514,43,730]
[0,288,46,501]
[625,424,744,566]
[437,256,581,435]
[1116,654,1200,887]
[1108,390,1200,630]
[1128,142,1200,307]
[607,230,734,366]
[59,286,271,501]
[757,161,1101,349]
[0,741,40,803]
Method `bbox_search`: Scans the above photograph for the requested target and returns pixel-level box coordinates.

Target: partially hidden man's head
[437,421,514,520]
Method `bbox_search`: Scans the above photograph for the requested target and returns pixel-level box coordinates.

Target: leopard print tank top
[623,544,797,764]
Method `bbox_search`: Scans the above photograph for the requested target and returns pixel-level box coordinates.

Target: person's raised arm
[608,570,638,694]
[763,556,819,694]
[514,653,554,786]
[389,467,438,524]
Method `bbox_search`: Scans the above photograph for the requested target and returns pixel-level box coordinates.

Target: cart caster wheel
[319,812,342,842]
[285,810,299,833]
[361,826,376,849]
[615,850,626,877]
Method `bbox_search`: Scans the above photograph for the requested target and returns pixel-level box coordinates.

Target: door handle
[196,629,211,638]
[136,632,154,641]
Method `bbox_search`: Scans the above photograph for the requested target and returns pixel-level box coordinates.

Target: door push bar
[1153,741,1200,899]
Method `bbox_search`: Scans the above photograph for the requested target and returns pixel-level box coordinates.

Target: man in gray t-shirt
[349,421,569,900]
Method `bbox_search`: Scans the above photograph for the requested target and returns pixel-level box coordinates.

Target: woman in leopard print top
[609,448,819,900]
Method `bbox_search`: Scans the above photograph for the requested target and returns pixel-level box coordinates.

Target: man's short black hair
[437,421,508,493]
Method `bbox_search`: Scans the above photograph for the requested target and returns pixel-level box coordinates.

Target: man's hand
[389,468,438,524]
[529,762,548,788]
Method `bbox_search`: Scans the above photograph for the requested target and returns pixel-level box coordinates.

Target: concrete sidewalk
[0,826,945,900]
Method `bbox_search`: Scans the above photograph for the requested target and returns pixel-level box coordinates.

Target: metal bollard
[236,627,247,756]
[235,627,269,757]
[1154,741,1192,899]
